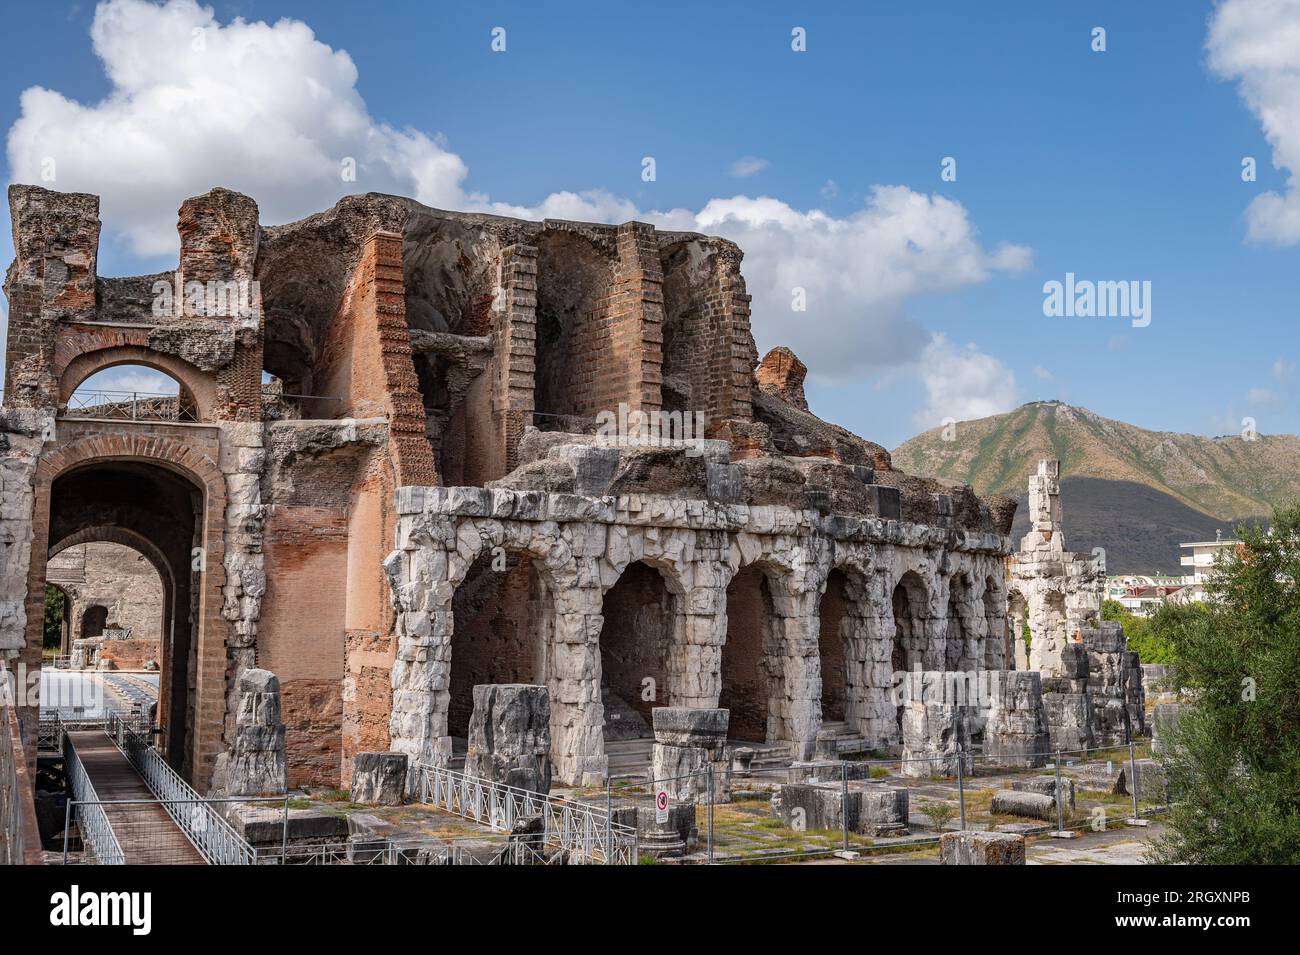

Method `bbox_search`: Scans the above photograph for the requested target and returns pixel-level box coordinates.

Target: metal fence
[412,761,638,864]
[105,712,258,865]
[63,389,198,423]
[63,729,126,865]
[253,836,565,866]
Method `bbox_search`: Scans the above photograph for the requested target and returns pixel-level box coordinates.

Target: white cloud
[913,333,1019,428]
[5,0,1030,394]
[820,179,839,199]
[1207,0,1300,244]
[1032,365,1053,380]
[1273,357,1296,383]
[646,189,1030,376]
[728,156,769,178]
[6,0,469,256]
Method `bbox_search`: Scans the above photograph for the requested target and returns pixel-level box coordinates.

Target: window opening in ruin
[66,364,197,423]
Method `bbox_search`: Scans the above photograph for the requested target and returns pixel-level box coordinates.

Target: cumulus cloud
[645,189,1030,376]
[1207,0,1300,244]
[5,0,1030,395]
[6,0,469,255]
[728,156,769,178]
[913,333,1019,428]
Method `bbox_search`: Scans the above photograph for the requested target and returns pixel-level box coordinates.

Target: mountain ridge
[892,400,1300,521]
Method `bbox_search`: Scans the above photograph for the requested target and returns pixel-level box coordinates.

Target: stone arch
[597,560,678,739]
[57,346,215,422]
[447,545,554,740]
[817,568,850,723]
[396,516,595,783]
[891,569,930,673]
[24,434,228,783]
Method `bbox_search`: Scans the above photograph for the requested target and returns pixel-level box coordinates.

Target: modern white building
[1178,530,1240,602]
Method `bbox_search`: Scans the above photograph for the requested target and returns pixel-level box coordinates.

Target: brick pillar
[608,222,664,416]
[492,244,537,473]
[3,185,101,409]
[717,255,755,424]
[366,231,438,486]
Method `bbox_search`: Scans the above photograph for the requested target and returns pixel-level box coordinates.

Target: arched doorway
[817,569,851,723]
[720,564,786,744]
[43,459,205,773]
[598,561,677,740]
[447,549,553,741]
[892,571,930,741]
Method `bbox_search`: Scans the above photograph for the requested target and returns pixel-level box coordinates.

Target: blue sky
[2,0,1297,447]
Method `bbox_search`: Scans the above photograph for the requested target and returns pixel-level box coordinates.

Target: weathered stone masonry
[386,479,1010,786]
[3,182,1028,794]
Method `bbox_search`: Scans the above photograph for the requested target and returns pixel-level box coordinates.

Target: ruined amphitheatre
[1,183,1149,865]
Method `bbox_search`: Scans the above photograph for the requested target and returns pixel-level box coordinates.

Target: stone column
[651,707,729,801]
[463,684,551,794]
[211,668,287,797]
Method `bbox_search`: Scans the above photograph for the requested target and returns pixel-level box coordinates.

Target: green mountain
[892,402,1295,572]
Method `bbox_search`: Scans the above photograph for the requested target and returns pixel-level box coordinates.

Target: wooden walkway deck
[66,731,206,865]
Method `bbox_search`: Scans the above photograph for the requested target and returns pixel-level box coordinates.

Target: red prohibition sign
[656,790,669,811]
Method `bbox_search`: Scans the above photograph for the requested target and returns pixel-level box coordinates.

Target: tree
[42,585,65,651]
[1149,503,1300,864]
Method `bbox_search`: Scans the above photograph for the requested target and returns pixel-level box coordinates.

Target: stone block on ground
[350,752,408,806]
[1011,774,1075,810]
[771,782,908,837]
[990,789,1058,822]
[940,830,1025,865]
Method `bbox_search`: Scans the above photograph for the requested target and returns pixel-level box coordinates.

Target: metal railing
[413,762,637,865]
[63,389,198,423]
[253,836,561,866]
[63,730,126,865]
[106,712,255,865]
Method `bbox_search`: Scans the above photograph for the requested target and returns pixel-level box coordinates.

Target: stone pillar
[1041,643,1095,753]
[551,606,605,786]
[211,668,287,797]
[492,244,537,473]
[463,684,552,795]
[651,707,729,801]
[983,671,1050,768]
[1085,622,1133,746]
[899,671,974,778]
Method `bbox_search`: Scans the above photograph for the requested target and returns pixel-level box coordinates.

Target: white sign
[655,788,669,824]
